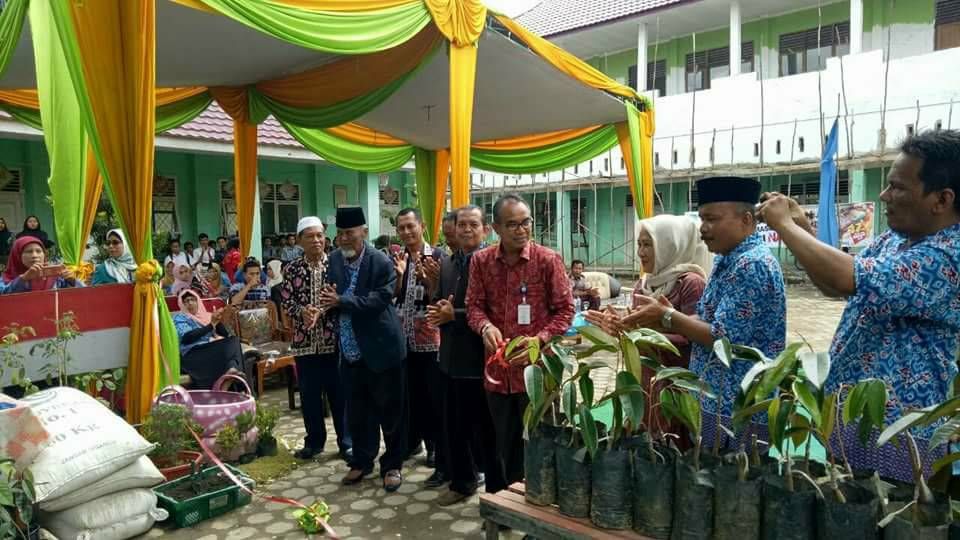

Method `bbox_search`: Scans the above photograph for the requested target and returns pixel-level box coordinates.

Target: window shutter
[937,0,960,24]
[741,41,754,63]
[628,64,638,90]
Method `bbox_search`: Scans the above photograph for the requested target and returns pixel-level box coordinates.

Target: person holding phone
[1,236,82,294]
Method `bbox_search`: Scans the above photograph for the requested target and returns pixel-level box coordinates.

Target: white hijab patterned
[638,214,713,296]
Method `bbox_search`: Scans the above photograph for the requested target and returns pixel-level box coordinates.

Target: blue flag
[817,120,840,247]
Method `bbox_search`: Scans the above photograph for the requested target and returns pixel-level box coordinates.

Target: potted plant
[517,334,566,506]
[0,325,39,398]
[233,410,259,462]
[255,403,281,457]
[141,404,205,481]
[215,425,244,463]
[0,458,37,540]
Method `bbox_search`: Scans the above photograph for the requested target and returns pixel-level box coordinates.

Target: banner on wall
[757,202,876,249]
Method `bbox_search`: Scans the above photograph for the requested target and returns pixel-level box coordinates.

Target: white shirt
[164,252,189,269]
[192,246,216,266]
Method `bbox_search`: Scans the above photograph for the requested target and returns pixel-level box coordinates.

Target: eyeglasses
[503,218,533,232]
[106,240,122,246]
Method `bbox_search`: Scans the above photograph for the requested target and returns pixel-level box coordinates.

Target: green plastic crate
[154,464,256,528]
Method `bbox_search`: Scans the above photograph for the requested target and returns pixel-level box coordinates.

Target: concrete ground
[144,285,845,539]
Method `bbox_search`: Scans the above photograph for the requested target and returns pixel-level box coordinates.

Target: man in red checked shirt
[466,193,575,490]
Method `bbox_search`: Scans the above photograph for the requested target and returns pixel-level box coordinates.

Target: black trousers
[406,351,444,461]
[486,392,529,491]
[294,353,351,453]
[444,376,504,494]
[347,361,407,477]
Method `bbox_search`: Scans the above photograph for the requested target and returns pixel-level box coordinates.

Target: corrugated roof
[163,102,301,148]
[515,0,693,37]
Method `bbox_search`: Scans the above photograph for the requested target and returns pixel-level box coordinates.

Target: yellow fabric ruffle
[424,0,486,46]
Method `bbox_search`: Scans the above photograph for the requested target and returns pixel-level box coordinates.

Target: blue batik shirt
[690,232,787,417]
[338,246,365,363]
[827,223,960,432]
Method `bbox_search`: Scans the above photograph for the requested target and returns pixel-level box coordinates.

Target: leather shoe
[294,446,320,460]
[423,470,447,488]
[437,488,472,507]
[425,449,436,468]
[341,467,373,485]
[383,469,403,492]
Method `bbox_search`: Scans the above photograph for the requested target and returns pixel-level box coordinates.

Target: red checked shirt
[467,242,575,394]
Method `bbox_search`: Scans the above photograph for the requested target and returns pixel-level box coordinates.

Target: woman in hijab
[161,260,177,295]
[202,262,230,301]
[1,236,81,294]
[16,215,51,248]
[169,264,194,296]
[91,229,138,285]
[0,218,11,261]
[585,214,711,438]
[172,289,244,389]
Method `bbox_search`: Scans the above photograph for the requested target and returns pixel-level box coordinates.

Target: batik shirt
[397,245,443,353]
[338,246,365,363]
[279,256,337,356]
[689,233,786,417]
[828,223,960,431]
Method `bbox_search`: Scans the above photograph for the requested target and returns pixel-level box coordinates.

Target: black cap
[695,176,761,205]
[336,207,366,229]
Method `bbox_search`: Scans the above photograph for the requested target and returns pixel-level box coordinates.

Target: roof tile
[516,0,692,37]
[163,102,301,148]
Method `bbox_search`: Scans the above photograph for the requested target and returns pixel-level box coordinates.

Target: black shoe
[424,470,447,488]
[294,446,320,460]
[425,449,436,468]
[339,448,353,462]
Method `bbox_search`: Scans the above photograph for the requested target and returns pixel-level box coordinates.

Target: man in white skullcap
[278,216,352,461]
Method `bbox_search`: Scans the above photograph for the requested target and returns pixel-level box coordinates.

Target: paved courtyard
[143,285,844,539]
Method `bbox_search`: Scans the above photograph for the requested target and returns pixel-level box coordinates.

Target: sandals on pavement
[383,469,403,492]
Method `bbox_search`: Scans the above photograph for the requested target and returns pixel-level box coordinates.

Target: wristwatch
[661,308,676,330]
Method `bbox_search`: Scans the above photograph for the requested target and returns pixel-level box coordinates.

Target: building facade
[473,0,960,272]
[0,104,415,259]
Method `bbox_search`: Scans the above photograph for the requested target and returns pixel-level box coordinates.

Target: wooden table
[256,354,297,409]
[479,483,651,540]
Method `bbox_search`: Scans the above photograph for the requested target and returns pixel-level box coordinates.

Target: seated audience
[222,238,242,282]
[1,236,82,293]
[172,289,244,389]
[569,259,601,311]
[92,229,137,285]
[229,259,271,306]
[202,262,230,302]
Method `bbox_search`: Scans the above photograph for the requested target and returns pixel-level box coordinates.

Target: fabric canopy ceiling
[0,0,627,150]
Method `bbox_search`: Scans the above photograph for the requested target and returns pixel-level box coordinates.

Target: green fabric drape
[47,0,180,389]
[197,0,431,53]
[414,147,439,244]
[4,91,213,133]
[282,120,413,172]
[0,0,28,77]
[29,0,89,268]
[1,103,41,129]
[156,91,213,133]
[249,79,404,128]
[470,124,619,174]
[623,102,645,220]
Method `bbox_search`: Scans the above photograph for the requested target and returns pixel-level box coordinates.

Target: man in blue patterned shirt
[632,177,786,449]
[760,130,960,481]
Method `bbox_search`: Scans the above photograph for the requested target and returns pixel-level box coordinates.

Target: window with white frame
[153,175,178,235]
[219,180,238,237]
[260,181,302,236]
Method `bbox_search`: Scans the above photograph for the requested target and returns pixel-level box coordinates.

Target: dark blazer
[327,243,406,372]
[434,250,484,379]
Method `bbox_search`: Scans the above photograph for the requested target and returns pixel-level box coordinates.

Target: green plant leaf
[768,396,784,449]
[575,344,618,359]
[616,371,645,432]
[677,390,702,436]
[714,338,733,369]
[579,375,595,408]
[792,379,821,427]
[787,415,812,447]
[918,395,960,427]
[863,379,889,428]
[626,328,681,357]
[579,404,599,458]
[732,398,774,431]
[731,344,770,364]
[562,381,577,421]
[620,335,643,381]
[672,379,716,399]
[798,351,831,389]
[754,343,804,401]
[0,481,12,507]
[877,409,930,448]
[611,398,624,442]
[578,325,618,347]
[527,339,541,365]
[740,359,777,395]
[524,364,544,410]
[652,367,699,384]
[541,351,565,386]
[504,336,525,360]
[930,415,960,449]
[821,392,838,443]
[932,452,960,474]
[842,382,866,424]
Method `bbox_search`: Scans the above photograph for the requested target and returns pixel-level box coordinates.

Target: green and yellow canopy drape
[0,0,655,423]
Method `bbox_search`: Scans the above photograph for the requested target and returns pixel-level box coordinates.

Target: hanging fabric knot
[66,262,95,283]
[423,0,486,47]
[135,260,160,284]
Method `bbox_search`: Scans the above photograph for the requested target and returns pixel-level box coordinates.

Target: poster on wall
[756,202,875,248]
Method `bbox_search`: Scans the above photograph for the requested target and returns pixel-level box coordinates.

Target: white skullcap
[296,216,325,234]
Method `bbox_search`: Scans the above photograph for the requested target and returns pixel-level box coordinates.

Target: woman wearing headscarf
[202,262,230,302]
[91,229,138,285]
[0,218,11,262]
[1,236,82,294]
[586,214,711,437]
[161,260,177,295]
[169,264,195,296]
[172,289,244,389]
[16,215,51,248]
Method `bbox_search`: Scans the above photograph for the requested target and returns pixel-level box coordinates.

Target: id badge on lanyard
[518,282,531,325]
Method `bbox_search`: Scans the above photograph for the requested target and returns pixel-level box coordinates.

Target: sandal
[383,469,403,492]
